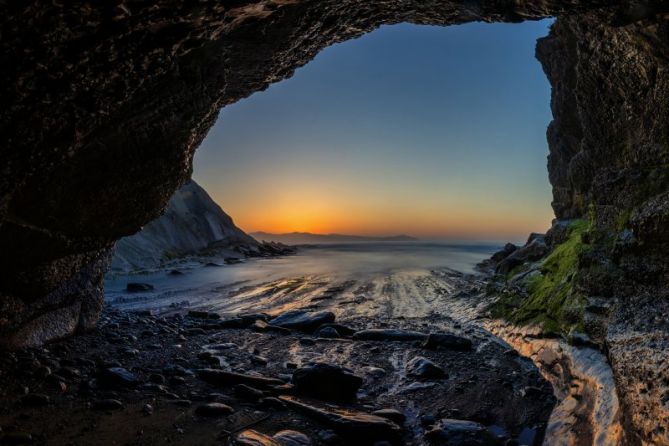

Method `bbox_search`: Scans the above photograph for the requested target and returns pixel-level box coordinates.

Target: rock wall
[1,1,669,443]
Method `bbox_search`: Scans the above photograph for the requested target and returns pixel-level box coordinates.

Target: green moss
[491,219,590,335]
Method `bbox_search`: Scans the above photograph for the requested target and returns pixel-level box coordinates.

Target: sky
[193,19,555,243]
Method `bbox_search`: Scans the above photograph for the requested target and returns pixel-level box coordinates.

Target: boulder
[423,333,472,351]
[407,357,446,379]
[292,363,363,402]
[495,238,549,275]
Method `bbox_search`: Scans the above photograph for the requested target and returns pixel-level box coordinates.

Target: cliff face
[111,181,258,272]
[1,1,669,443]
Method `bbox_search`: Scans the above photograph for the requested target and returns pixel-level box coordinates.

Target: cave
[1,1,668,444]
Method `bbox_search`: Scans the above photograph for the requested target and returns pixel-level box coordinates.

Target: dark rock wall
[1,0,669,442]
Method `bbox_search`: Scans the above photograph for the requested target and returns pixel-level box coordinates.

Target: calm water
[104,242,498,313]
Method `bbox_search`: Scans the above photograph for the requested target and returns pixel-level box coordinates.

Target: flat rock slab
[353,329,427,342]
[278,396,402,445]
[197,368,284,388]
[292,363,363,402]
[269,310,335,332]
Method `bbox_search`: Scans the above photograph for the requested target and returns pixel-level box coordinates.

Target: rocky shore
[0,306,555,445]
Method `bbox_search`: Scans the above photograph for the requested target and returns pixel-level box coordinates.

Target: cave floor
[0,269,556,445]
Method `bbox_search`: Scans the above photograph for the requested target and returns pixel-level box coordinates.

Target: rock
[194,402,234,417]
[91,399,124,410]
[353,329,427,342]
[423,333,473,351]
[126,283,154,292]
[252,319,290,334]
[168,269,184,276]
[317,323,356,336]
[490,243,518,263]
[424,419,498,445]
[279,396,402,444]
[372,409,406,425]
[197,369,284,388]
[315,326,340,338]
[495,239,549,275]
[97,367,139,388]
[292,363,363,402]
[273,430,312,446]
[142,403,154,415]
[269,310,335,332]
[21,393,50,406]
[169,399,192,407]
[407,357,446,379]
[231,430,281,446]
[362,366,387,379]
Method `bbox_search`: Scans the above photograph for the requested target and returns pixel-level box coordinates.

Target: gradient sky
[194,19,555,243]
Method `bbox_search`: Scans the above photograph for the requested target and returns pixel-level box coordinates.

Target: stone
[292,363,363,402]
[187,310,220,320]
[424,418,498,445]
[97,367,139,388]
[126,283,154,292]
[407,357,446,379]
[231,430,281,446]
[269,310,336,332]
[194,402,234,417]
[273,430,312,446]
[315,326,340,338]
[234,384,265,402]
[423,333,473,351]
[353,329,427,342]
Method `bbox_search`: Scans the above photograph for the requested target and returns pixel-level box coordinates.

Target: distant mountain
[111,180,260,272]
[249,231,417,245]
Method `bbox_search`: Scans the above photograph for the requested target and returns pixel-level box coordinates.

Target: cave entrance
[107,19,555,314]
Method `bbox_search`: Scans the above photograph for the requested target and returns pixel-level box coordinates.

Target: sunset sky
[194,19,555,243]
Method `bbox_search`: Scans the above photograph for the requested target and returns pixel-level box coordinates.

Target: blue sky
[194,19,555,242]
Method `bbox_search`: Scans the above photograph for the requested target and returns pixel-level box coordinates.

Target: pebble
[194,402,234,417]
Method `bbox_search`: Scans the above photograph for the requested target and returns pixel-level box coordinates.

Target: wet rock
[318,323,356,336]
[353,329,427,342]
[273,430,312,446]
[197,369,283,388]
[315,326,340,338]
[194,402,234,417]
[372,409,406,425]
[423,333,473,351]
[231,429,281,446]
[252,319,291,334]
[126,283,154,292]
[269,310,336,332]
[292,363,363,402]
[97,367,139,388]
[362,366,387,379]
[91,399,124,410]
[279,396,402,444]
[424,419,499,445]
[143,403,154,415]
[407,357,446,379]
[21,393,50,406]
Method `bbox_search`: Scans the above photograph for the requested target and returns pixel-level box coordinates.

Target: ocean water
[104,242,498,314]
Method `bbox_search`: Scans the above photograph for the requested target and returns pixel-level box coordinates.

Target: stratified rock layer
[1,1,669,443]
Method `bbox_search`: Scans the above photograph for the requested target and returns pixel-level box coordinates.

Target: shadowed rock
[292,363,363,402]
[197,369,284,388]
[269,310,335,332]
[353,329,427,342]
